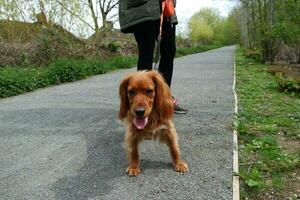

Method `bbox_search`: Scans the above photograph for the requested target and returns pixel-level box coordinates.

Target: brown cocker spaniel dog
[119,70,188,176]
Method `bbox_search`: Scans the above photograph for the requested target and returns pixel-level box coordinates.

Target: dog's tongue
[133,117,149,129]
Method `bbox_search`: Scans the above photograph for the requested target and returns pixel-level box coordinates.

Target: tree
[99,0,118,28]
[223,8,241,45]
[85,0,118,32]
[189,20,214,44]
[87,0,99,31]
[238,0,300,63]
[188,8,221,44]
[190,7,221,30]
[277,0,300,63]
[0,0,29,21]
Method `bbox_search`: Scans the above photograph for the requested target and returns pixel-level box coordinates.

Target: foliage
[189,7,221,29]
[107,41,121,53]
[244,48,262,61]
[188,20,213,44]
[188,7,240,45]
[238,0,300,63]
[188,8,220,44]
[236,48,300,199]
[222,10,241,45]
[267,66,300,94]
[176,34,192,49]
[277,0,300,45]
[275,75,300,93]
[0,56,137,98]
[175,43,223,57]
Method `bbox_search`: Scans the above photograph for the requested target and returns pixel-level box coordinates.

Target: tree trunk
[101,12,107,28]
[99,0,118,30]
[297,47,300,64]
[88,0,99,31]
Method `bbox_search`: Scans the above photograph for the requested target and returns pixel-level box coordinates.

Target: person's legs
[159,19,188,114]
[133,20,160,71]
[158,19,176,87]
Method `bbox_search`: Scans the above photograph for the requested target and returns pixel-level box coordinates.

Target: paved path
[0,46,236,200]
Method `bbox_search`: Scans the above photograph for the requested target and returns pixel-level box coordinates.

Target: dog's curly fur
[119,70,188,176]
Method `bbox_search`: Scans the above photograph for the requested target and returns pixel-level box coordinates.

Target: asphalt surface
[0,46,236,200]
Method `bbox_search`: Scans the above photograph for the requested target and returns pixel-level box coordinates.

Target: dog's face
[119,70,173,129]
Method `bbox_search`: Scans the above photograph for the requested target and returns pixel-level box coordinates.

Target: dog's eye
[128,90,135,97]
[146,89,153,96]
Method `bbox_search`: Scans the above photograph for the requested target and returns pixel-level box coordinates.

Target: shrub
[0,56,137,98]
[107,41,121,53]
[0,68,42,97]
[276,75,300,93]
[244,48,262,61]
[47,59,86,84]
[267,65,300,94]
[176,43,222,57]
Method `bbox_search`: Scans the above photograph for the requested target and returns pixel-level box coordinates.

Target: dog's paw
[174,161,189,173]
[126,166,141,176]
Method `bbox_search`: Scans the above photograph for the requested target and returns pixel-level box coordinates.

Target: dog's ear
[119,75,131,120]
[149,70,174,121]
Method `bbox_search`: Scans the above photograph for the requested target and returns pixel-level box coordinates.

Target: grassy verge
[235,48,300,199]
[0,44,223,98]
[176,43,223,57]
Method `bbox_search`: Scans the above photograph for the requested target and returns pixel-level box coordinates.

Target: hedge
[0,56,137,98]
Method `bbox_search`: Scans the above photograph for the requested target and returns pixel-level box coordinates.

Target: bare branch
[13,0,29,22]
[107,13,118,21]
[52,0,95,30]
[88,0,99,30]
[107,1,118,14]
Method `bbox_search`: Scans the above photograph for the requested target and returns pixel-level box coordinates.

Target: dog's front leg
[125,130,141,176]
[165,125,189,173]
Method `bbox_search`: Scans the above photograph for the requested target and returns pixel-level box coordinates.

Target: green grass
[236,48,300,199]
[176,43,223,57]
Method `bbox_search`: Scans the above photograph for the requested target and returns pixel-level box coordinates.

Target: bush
[0,68,43,97]
[0,56,137,98]
[107,41,121,53]
[276,75,300,93]
[176,43,222,57]
[47,59,85,84]
[104,56,137,70]
[244,48,262,61]
[267,65,300,94]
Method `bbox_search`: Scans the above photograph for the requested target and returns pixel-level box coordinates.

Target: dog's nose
[135,107,145,117]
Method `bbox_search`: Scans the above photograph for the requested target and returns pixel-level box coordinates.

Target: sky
[63,0,239,37]
[175,0,238,34]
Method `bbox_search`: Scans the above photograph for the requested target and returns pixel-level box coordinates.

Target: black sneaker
[173,98,188,114]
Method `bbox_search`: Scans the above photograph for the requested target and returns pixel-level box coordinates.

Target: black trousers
[133,19,176,87]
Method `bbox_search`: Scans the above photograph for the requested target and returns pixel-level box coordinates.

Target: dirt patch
[274,169,300,200]
[276,135,300,200]
[277,135,300,155]
[268,65,300,80]
[0,20,137,67]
